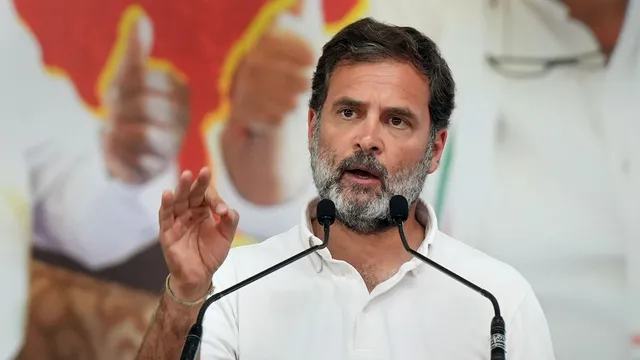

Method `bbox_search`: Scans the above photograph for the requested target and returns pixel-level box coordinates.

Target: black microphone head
[316,199,336,226]
[389,195,409,223]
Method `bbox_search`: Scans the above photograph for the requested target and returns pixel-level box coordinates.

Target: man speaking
[136,18,555,359]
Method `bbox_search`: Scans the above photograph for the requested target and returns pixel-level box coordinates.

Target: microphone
[179,199,336,360]
[389,195,507,360]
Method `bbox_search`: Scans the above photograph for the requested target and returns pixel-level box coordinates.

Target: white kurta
[201,200,555,360]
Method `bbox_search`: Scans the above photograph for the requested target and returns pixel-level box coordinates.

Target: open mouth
[344,166,382,182]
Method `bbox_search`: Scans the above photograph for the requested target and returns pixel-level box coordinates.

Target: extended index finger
[173,170,193,215]
[189,167,212,208]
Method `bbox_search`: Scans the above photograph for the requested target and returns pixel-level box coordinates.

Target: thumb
[119,15,154,76]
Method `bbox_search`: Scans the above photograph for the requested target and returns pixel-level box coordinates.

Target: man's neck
[312,205,426,292]
[562,0,628,57]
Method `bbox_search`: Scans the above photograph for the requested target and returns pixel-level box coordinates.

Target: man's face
[309,61,447,234]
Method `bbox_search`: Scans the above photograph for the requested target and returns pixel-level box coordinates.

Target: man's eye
[339,109,356,119]
[389,117,408,128]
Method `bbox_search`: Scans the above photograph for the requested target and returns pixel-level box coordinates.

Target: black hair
[309,17,455,132]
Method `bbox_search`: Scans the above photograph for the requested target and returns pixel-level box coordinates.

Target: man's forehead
[330,61,429,83]
[325,62,431,114]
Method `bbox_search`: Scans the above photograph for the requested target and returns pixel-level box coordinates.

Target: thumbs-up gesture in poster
[102,16,190,184]
[221,2,317,205]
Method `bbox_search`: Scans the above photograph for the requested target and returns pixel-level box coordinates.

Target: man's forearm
[136,293,200,360]
[221,122,282,205]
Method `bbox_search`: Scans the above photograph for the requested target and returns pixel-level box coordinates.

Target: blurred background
[0,0,638,359]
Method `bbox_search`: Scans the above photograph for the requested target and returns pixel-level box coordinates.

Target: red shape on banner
[13,0,365,174]
[323,0,367,33]
[13,0,277,174]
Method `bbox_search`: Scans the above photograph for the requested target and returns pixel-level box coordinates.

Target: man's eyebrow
[331,97,365,109]
[385,106,418,121]
[331,96,419,120]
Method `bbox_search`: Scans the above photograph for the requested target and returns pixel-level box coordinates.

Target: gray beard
[309,118,434,235]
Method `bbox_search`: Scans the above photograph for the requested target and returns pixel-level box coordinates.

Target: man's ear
[428,129,448,174]
[308,108,317,148]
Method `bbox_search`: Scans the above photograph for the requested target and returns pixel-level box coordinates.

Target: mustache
[335,151,389,182]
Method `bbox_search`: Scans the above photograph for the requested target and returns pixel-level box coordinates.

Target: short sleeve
[506,288,556,360]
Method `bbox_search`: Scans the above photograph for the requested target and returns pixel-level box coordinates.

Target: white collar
[297,197,439,274]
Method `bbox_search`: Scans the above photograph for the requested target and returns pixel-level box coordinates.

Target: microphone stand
[179,219,333,360]
[393,217,507,360]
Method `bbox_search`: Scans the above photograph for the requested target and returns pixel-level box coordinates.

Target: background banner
[0,0,637,359]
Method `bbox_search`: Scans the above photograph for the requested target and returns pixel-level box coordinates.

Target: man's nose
[354,115,383,155]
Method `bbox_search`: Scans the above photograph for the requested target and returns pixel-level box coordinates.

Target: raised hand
[227,21,314,132]
[102,16,189,184]
[158,167,239,301]
[219,16,315,206]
